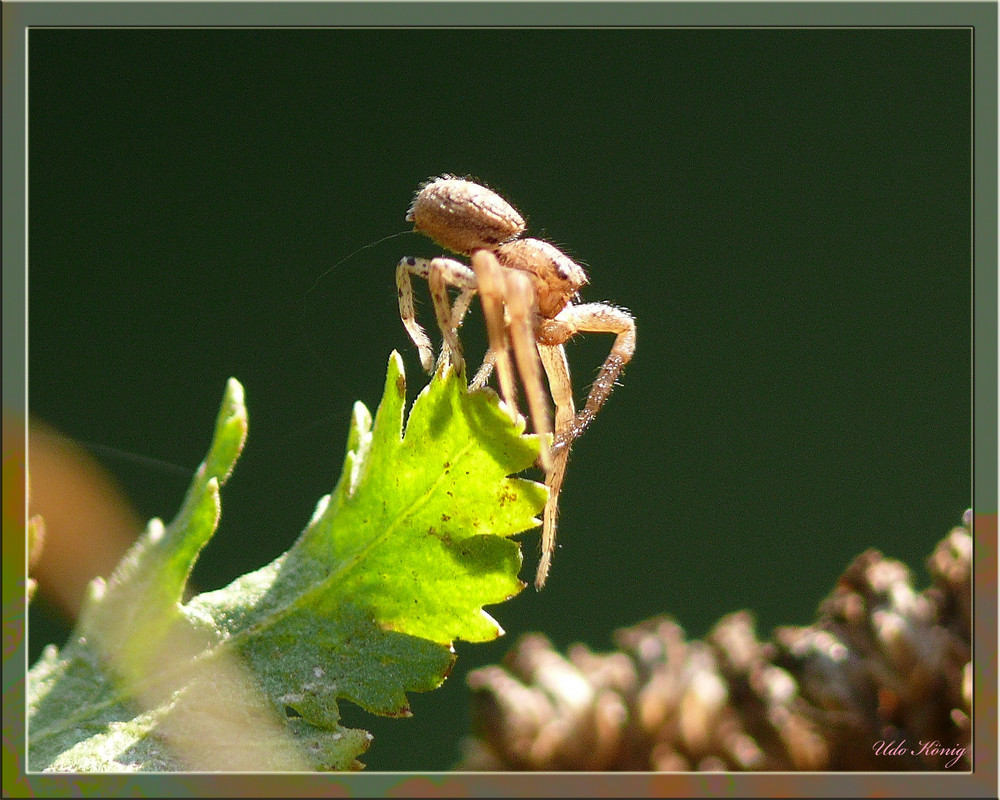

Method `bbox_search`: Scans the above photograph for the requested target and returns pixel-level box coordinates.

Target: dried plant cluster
[459,515,972,771]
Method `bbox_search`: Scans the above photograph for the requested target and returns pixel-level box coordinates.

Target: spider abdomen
[407,176,526,256]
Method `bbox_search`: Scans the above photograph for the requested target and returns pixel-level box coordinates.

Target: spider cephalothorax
[396,175,636,589]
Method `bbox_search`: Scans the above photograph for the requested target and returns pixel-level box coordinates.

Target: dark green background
[28,28,971,770]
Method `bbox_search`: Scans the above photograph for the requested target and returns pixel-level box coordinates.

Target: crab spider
[395,175,636,589]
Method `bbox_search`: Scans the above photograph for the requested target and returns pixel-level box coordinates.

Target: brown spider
[396,175,636,589]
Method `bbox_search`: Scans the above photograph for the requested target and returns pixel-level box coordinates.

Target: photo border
[3,2,995,796]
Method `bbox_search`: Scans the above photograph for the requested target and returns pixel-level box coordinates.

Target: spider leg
[538,302,636,451]
[428,257,478,373]
[500,266,554,473]
[449,287,501,389]
[469,250,520,422]
[396,256,477,373]
[535,343,575,590]
[430,286,481,372]
[396,257,435,372]
[450,287,478,332]
[469,349,497,390]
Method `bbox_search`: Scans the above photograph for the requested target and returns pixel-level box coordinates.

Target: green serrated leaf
[307,351,543,644]
[28,356,547,772]
[193,352,547,724]
[73,378,248,685]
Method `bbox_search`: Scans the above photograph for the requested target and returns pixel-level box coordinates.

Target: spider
[395,175,636,589]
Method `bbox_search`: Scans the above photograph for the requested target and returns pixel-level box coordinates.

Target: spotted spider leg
[531,304,634,589]
[396,252,526,413]
[396,256,477,373]
[538,302,637,452]
[396,255,508,391]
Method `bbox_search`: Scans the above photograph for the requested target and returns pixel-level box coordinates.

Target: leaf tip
[345,401,373,462]
[200,378,249,490]
[381,350,410,406]
[387,349,405,380]
[223,377,245,409]
[350,400,373,431]
[431,358,468,391]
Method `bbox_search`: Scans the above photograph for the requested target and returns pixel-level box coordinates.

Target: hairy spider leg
[502,267,554,473]
[536,343,575,590]
[449,287,478,333]
[470,251,553,471]
[539,303,636,452]
[469,349,498,391]
[396,258,435,372]
[396,256,477,374]
[468,251,519,416]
